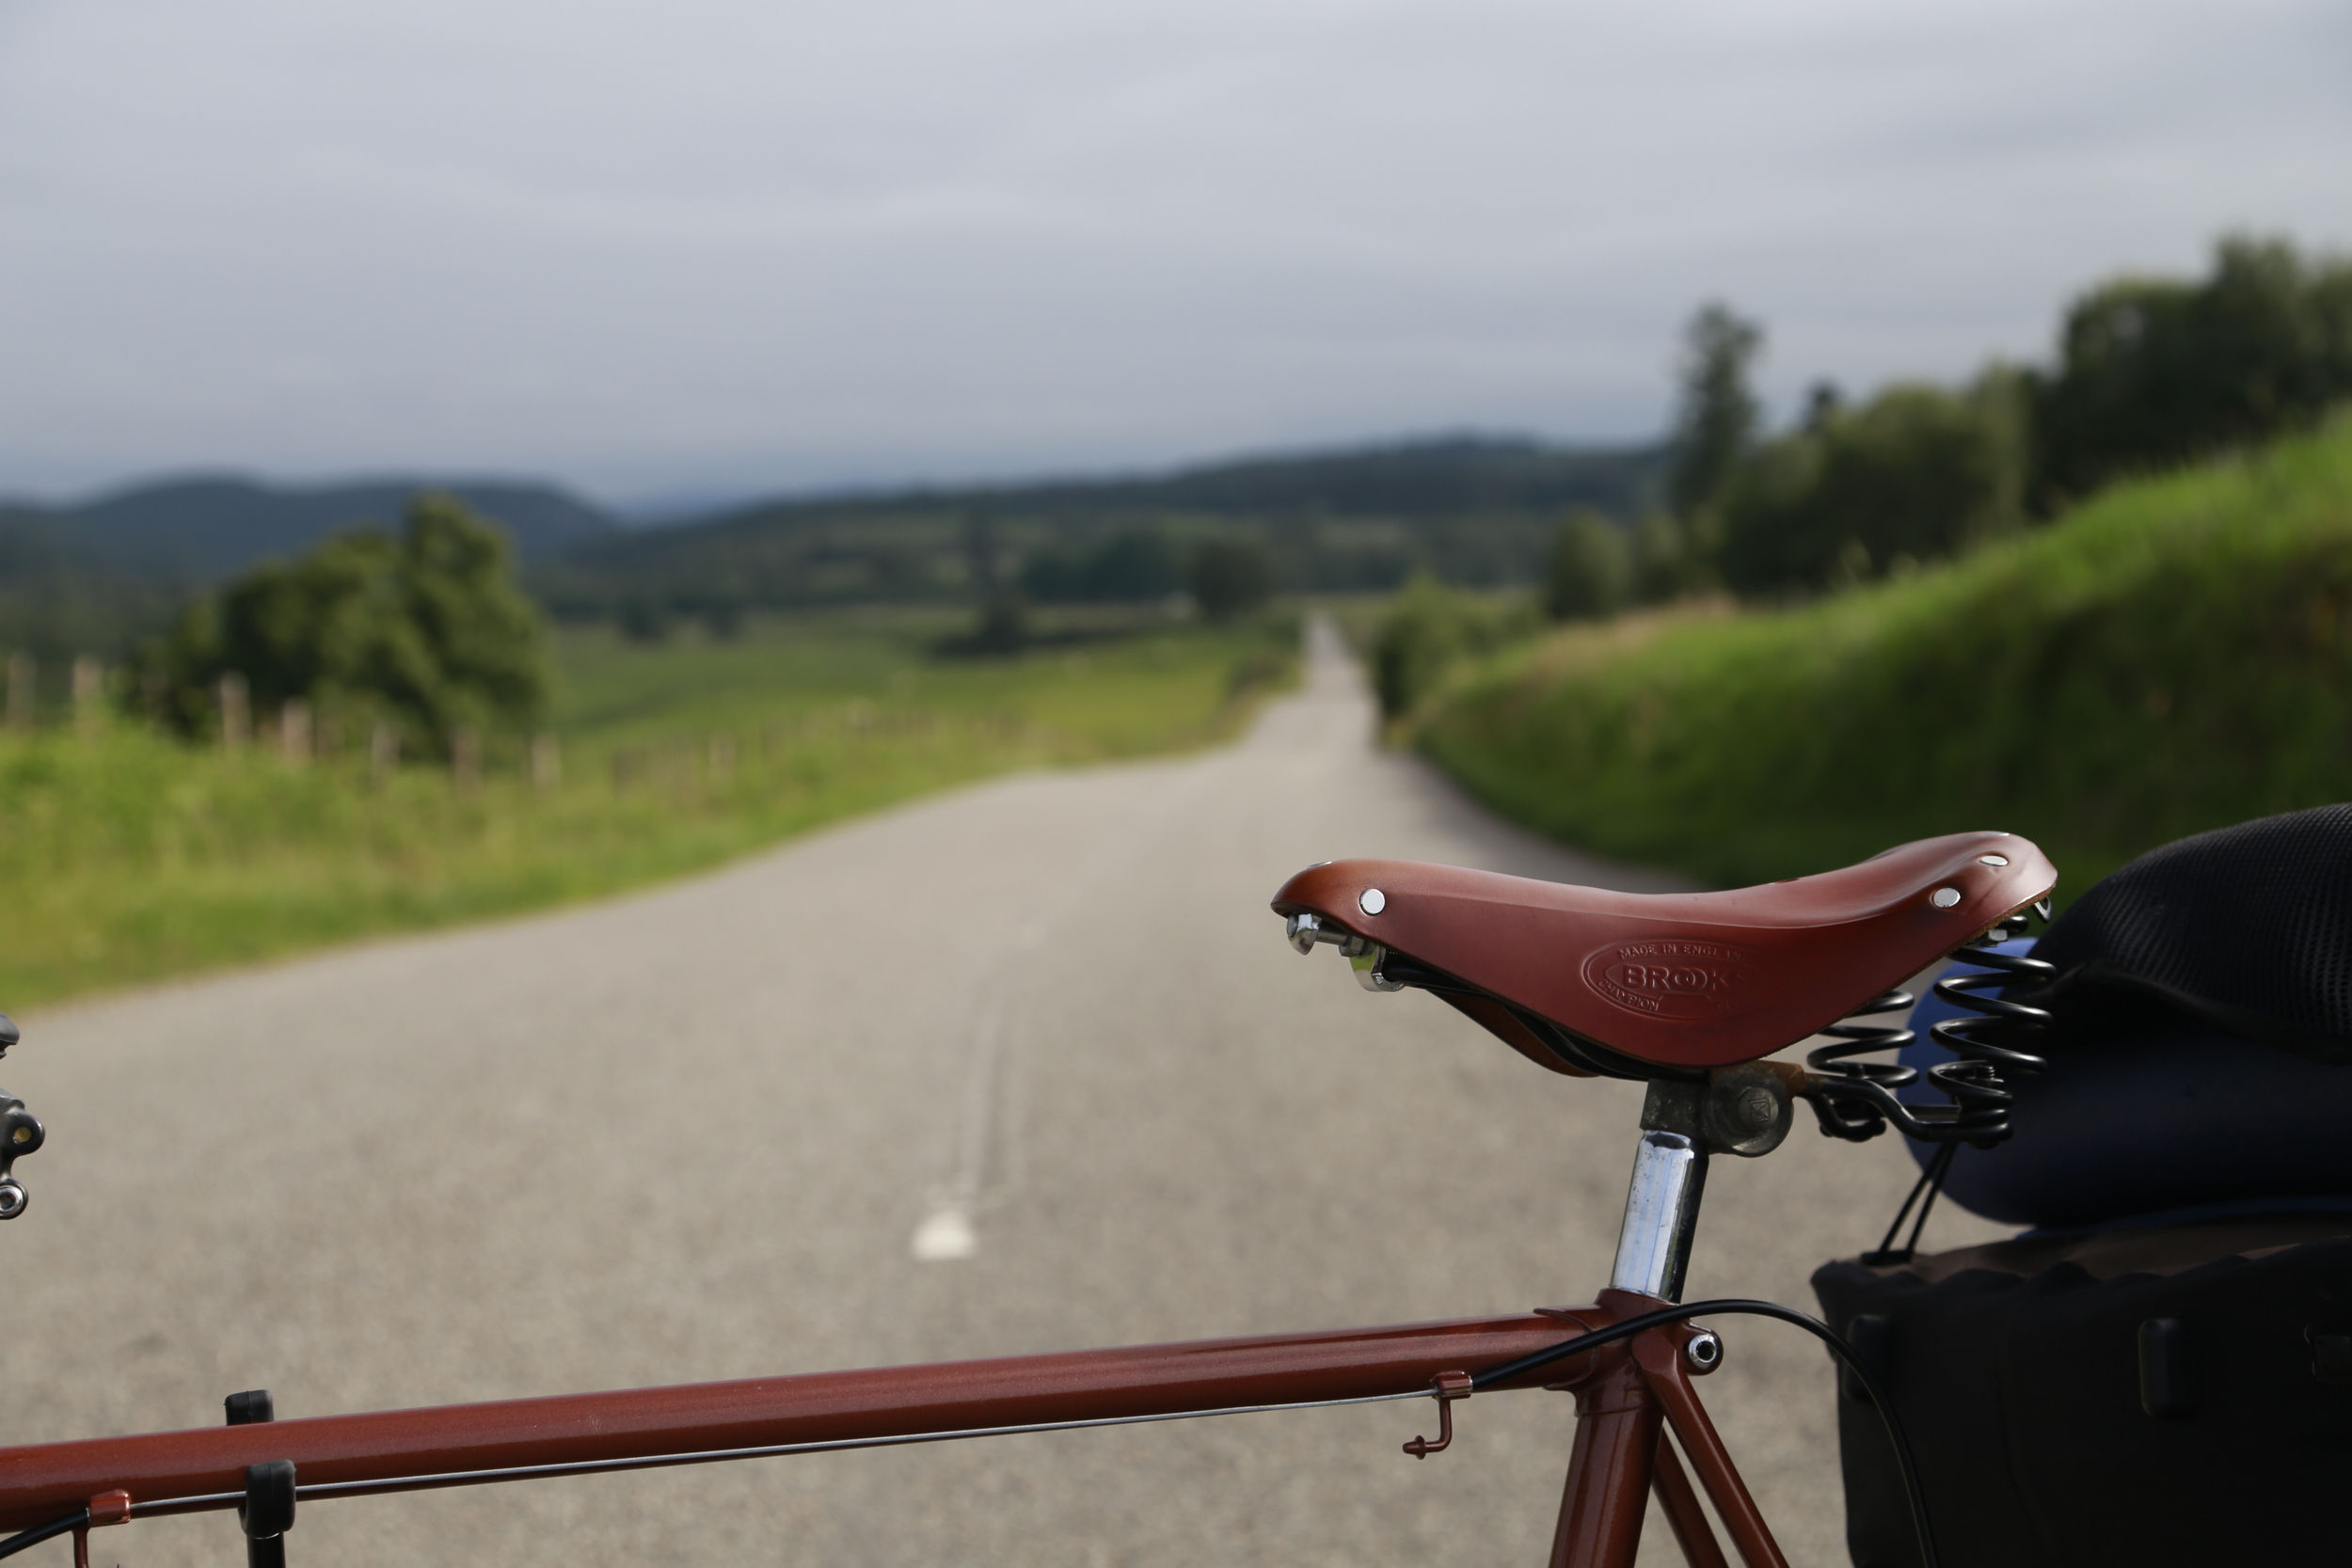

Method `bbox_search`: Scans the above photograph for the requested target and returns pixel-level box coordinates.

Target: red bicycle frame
[0,1124,1788,1568]
[0,1297,1775,1568]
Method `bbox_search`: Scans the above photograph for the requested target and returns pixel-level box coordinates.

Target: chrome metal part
[1609,1132,1708,1302]
[1978,854,2009,866]
[1284,911,1364,957]
[1930,887,1962,909]
[1358,887,1387,916]
[1351,944,1406,992]
[1683,1330,1723,1374]
[1285,912,1323,954]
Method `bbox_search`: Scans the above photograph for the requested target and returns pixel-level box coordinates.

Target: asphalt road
[1,623,2003,1567]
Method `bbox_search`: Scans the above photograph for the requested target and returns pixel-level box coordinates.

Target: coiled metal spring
[1805,906,2054,1146]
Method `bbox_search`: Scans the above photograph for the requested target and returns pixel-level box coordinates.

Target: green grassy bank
[1414,415,2352,898]
[0,609,1295,1008]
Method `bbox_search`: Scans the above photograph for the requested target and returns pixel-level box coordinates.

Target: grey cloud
[0,0,2346,502]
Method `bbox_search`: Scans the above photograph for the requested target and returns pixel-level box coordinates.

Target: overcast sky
[3,0,2347,510]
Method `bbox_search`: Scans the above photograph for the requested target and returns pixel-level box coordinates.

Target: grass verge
[0,608,1296,1008]
[1414,414,2352,898]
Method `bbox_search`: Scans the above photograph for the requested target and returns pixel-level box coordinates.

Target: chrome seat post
[1608,1130,1708,1302]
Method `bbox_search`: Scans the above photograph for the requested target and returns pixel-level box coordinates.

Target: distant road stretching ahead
[3,623,1993,1567]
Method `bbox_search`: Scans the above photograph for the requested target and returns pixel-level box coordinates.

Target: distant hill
[1068,436,1662,517]
[0,438,1666,655]
[0,475,622,663]
[529,436,1667,621]
[5,476,618,581]
[0,508,186,664]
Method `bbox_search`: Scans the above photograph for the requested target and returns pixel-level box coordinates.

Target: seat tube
[1543,1129,1712,1568]
[1608,1131,1708,1302]
[1548,1370,1662,1568]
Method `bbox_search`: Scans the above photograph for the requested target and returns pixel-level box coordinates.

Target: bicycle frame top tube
[0,1312,1588,1533]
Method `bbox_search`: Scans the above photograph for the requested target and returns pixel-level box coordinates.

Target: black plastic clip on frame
[227,1388,294,1568]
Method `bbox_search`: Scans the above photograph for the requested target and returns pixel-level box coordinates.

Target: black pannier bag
[1814,1220,2352,1567]
[1815,806,2352,1567]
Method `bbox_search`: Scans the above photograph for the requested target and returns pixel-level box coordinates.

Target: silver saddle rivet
[1931,887,1962,909]
[1359,888,1386,916]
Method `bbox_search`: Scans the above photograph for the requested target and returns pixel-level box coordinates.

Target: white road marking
[908,1204,977,1261]
[910,990,1009,1261]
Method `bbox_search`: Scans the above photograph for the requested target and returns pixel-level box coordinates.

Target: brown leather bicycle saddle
[1271,832,2056,1070]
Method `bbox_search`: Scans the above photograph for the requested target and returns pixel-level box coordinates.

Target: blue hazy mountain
[5,476,618,580]
[0,436,1665,653]
[532,436,1667,618]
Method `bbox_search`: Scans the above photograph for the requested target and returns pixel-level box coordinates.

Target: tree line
[523,438,1669,637]
[1542,234,2352,615]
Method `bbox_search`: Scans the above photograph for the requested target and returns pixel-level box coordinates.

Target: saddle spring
[1804,903,2055,1148]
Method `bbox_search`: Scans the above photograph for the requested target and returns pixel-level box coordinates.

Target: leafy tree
[1188,533,1279,620]
[145,494,549,751]
[1717,375,2026,595]
[1020,529,1182,603]
[968,591,1030,656]
[616,596,674,643]
[1370,576,1536,719]
[963,511,1002,592]
[1801,381,1843,431]
[1668,304,1766,518]
[1545,510,1631,622]
[1629,513,1703,604]
[1087,530,1182,600]
[2031,236,2352,508]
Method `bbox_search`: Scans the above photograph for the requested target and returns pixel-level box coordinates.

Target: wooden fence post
[451,726,481,794]
[72,657,103,738]
[280,698,311,761]
[370,722,399,787]
[219,673,250,750]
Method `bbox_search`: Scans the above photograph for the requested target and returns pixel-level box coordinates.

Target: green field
[1412,414,2352,900]
[0,608,1296,1009]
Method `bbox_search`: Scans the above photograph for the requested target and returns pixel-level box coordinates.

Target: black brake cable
[1472,1296,1939,1568]
[0,1505,89,1560]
